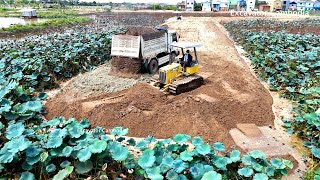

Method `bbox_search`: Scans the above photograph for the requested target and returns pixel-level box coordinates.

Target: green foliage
[20,171,35,180]
[2,17,89,32]
[0,20,294,179]
[201,171,222,180]
[224,19,320,163]
[37,10,78,18]
[0,119,293,179]
[194,1,203,11]
[0,29,118,92]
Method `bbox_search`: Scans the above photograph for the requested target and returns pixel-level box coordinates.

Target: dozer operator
[151,42,204,95]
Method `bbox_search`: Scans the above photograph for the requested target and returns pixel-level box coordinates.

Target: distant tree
[164,5,177,10]
[194,1,202,11]
[255,0,266,8]
[153,3,162,10]
[92,1,96,6]
[15,0,22,5]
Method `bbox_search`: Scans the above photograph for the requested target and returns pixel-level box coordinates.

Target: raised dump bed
[111,27,179,74]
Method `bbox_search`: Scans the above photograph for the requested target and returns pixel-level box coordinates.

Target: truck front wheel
[148,59,158,74]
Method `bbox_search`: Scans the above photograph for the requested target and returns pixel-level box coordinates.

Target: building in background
[239,0,247,10]
[296,1,306,10]
[289,1,297,10]
[314,2,320,10]
[229,0,238,10]
[282,0,290,10]
[305,1,314,10]
[178,1,186,10]
[268,0,282,11]
[246,0,256,10]
[220,0,230,10]
[186,0,195,11]
[259,4,271,11]
[212,0,221,11]
[202,1,212,11]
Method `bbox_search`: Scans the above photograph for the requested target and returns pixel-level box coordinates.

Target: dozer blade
[168,75,204,95]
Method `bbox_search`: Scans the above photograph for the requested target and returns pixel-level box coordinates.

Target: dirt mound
[45,18,276,150]
[125,26,159,36]
[110,57,142,78]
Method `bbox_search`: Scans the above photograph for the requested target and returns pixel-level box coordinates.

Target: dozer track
[168,75,204,95]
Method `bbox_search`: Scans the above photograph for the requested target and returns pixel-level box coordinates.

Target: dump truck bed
[111,35,141,58]
[111,31,167,59]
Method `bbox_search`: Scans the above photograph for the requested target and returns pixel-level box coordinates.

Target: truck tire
[148,59,158,74]
[169,53,176,64]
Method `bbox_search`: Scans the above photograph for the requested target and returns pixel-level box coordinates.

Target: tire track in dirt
[45,17,274,149]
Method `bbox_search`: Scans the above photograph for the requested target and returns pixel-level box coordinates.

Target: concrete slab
[230,126,307,179]
[236,123,263,137]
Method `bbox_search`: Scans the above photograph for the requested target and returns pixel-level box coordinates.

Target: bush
[224,19,320,163]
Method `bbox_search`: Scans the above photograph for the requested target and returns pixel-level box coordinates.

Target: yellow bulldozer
[151,42,204,95]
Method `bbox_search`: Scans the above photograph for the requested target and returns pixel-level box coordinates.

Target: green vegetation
[36,9,78,18]
[194,1,203,11]
[0,9,79,18]
[224,19,320,177]
[0,24,293,179]
[309,10,320,16]
[0,119,294,179]
[1,17,89,32]
[0,27,116,90]
[0,8,20,17]
[152,4,178,11]
[0,7,15,11]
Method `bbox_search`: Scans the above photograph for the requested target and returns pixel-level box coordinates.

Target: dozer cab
[151,42,204,95]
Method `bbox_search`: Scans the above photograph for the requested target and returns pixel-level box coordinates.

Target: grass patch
[37,9,78,18]
[0,7,16,12]
[0,9,79,18]
[1,17,89,32]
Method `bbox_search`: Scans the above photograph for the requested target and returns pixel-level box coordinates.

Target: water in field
[0,17,48,28]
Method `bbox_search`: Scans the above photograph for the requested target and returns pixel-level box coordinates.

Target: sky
[81,0,208,5]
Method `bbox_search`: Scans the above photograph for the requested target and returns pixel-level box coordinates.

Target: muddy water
[0,17,48,28]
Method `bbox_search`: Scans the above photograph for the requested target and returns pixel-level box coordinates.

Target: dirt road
[46,17,274,149]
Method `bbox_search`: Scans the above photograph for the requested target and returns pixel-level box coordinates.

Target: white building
[220,0,230,11]
[186,0,195,11]
[305,1,314,10]
[296,1,306,10]
[246,0,256,11]
[202,1,212,11]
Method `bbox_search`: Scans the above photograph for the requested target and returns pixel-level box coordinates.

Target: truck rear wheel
[148,59,158,74]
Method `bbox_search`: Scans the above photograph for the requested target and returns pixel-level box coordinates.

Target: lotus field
[224,19,320,165]
[0,19,296,179]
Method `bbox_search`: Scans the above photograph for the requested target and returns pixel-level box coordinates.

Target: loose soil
[110,57,142,78]
[110,27,163,77]
[124,26,159,36]
[46,17,277,149]
[45,63,151,102]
